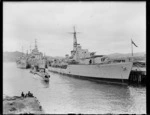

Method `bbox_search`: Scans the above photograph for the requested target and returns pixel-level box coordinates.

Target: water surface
[3,62,146,114]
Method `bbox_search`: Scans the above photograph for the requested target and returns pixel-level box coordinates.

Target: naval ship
[48,27,133,83]
[16,52,29,69]
[27,39,46,69]
[16,58,28,69]
[16,39,46,69]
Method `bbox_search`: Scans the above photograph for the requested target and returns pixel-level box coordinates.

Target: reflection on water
[41,80,49,88]
[3,62,146,114]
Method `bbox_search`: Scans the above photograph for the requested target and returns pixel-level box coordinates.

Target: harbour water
[3,62,146,114]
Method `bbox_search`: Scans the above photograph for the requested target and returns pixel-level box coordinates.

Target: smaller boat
[30,65,50,82]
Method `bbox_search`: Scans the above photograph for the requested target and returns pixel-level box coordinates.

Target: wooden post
[139,74,141,83]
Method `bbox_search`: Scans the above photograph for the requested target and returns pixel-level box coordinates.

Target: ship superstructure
[16,55,28,69]
[48,27,133,84]
[16,39,46,69]
[16,47,29,69]
[27,39,46,68]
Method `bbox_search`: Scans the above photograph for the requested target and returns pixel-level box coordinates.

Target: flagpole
[131,39,133,56]
[22,46,23,56]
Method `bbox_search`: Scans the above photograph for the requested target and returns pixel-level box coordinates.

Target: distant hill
[106,52,146,61]
[3,51,24,62]
[3,51,64,62]
[107,52,145,58]
[3,51,146,62]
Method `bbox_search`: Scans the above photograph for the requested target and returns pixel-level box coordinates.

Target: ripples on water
[3,62,146,114]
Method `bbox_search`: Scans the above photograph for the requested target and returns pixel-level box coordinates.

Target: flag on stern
[131,39,138,47]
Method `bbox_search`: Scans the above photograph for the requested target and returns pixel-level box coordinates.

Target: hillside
[3,51,24,62]
[3,51,146,62]
[106,52,146,61]
[107,52,145,58]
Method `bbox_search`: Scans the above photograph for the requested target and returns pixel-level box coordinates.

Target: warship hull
[48,62,133,83]
[16,62,27,69]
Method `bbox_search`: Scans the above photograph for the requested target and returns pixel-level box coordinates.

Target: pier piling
[129,71,146,85]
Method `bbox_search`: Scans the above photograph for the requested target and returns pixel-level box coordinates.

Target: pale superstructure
[16,39,46,69]
[16,47,29,69]
[27,39,46,68]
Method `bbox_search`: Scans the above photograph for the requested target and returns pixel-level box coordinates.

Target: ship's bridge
[67,27,109,65]
[78,55,109,65]
[29,39,43,60]
[71,44,92,60]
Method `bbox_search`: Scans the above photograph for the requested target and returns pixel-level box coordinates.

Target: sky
[3,2,146,57]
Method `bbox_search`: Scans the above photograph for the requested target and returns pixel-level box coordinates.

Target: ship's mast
[68,26,81,61]
[73,26,78,50]
[35,39,38,51]
[69,26,80,51]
